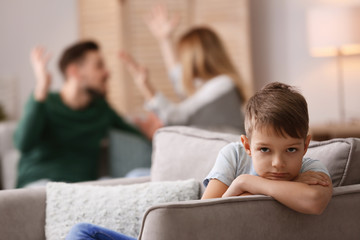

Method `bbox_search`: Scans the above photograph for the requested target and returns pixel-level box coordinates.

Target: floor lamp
[307,6,360,122]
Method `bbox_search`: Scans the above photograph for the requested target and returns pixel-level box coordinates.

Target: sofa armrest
[0,149,20,189]
[0,176,151,240]
[0,187,46,240]
[0,121,18,189]
[0,121,17,154]
[139,184,360,240]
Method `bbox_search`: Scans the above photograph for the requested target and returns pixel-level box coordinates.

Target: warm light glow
[310,44,360,57]
[307,6,360,58]
[341,44,360,55]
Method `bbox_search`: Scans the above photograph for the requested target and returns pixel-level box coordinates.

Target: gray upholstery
[1,149,19,189]
[140,184,360,240]
[109,129,152,178]
[0,126,360,240]
[0,187,45,240]
[305,138,360,186]
[0,176,150,240]
[0,121,16,154]
[151,127,240,191]
[0,121,17,189]
[187,88,245,134]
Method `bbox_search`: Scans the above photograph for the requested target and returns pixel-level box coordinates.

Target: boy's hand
[223,171,331,198]
[219,173,332,215]
[31,46,52,102]
[294,171,330,187]
[222,174,250,197]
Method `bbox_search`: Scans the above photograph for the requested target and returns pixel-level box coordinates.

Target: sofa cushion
[305,138,360,187]
[109,129,152,178]
[0,149,19,189]
[151,126,360,188]
[151,127,240,188]
[0,121,17,189]
[0,121,17,154]
[45,179,200,239]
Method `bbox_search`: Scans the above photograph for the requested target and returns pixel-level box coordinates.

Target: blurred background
[0,0,359,139]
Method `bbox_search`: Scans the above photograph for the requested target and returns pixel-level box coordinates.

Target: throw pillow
[46,179,200,239]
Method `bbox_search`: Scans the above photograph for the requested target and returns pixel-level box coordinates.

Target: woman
[120,5,249,134]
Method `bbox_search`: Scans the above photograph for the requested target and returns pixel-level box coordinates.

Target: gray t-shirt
[204,142,330,187]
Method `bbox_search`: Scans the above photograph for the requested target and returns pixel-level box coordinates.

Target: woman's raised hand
[119,51,155,101]
[145,4,179,41]
[30,46,52,102]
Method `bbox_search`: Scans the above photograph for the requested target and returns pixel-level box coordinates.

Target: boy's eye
[260,148,270,153]
[287,148,297,153]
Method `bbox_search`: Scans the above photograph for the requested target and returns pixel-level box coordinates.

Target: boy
[202,82,332,215]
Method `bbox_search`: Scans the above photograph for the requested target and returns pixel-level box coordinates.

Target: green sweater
[14,93,146,188]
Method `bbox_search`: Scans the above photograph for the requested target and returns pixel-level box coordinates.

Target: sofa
[0,121,18,189]
[0,126,360,240]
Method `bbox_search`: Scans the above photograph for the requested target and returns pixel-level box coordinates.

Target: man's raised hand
[31,46,52,101]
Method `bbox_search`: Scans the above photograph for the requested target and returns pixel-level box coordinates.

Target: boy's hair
[244,82,309,139]
[59,40,99,76]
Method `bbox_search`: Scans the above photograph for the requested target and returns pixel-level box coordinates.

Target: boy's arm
[201,143,242,200]
[202,179,254,199]
[223,172,332,215]
[201,179,229,199]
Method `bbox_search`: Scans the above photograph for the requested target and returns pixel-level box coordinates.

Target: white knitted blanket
[46,179,200,239]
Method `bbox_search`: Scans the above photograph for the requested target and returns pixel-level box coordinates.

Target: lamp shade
[307,6,360,57]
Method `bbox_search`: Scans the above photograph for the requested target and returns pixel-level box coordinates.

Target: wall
[250,0,360,125]
[0,0,78,119]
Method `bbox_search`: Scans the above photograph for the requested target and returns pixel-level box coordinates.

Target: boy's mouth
[267,172,289,179]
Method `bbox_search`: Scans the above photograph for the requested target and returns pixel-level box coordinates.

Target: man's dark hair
[59,40,99,76]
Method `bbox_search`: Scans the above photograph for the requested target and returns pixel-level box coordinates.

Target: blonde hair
[177,27,248,102]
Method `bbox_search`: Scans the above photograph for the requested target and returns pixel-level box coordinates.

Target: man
[14,41,149,188]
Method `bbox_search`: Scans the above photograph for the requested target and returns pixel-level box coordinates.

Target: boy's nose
[272,155,285,169]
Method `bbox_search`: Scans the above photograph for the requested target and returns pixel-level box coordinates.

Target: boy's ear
[241,135,251,156]
[303,135,312,155]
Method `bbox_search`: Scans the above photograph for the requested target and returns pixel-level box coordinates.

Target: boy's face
[241,127,311,181]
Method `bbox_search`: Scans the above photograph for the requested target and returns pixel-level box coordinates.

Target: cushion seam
[154,128,239,142]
